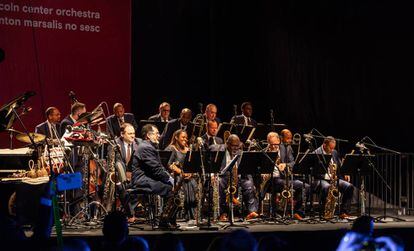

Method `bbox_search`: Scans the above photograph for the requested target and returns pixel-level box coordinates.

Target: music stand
[254,123,287,140]
[158,150,173,168]
[216,122,256,144]
[340,154,374,217]
[295,152,332,222]
[216,122,236,140]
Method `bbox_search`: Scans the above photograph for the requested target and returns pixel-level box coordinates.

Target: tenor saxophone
[324,163,339,219]
[102,146,116,212]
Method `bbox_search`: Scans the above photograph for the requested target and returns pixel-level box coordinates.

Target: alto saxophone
[225,161,238,205]
[161,170,185,223]
[324,163,339,219]
[279,163,293,216]
[102,145,116,212]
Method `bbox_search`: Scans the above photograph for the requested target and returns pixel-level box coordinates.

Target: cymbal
[16,132,46,144]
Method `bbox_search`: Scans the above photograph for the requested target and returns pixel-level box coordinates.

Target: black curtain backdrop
[131,0,414,153]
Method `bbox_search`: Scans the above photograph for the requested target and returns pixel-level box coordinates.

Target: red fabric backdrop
[0,0,131,148]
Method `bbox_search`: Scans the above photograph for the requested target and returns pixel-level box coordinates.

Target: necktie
[209,137,214,145]
[126,144,131,165]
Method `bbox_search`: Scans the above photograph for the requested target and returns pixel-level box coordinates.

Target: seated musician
[148,102,172,122]
[230,101,258,127]
[165,129,198,221]
[159,108,192,149]
[106,103,138,137]
[219,134,259,221]
[203,103,221,124]
[130,124,175,227]
[201,119,223,148]
[60,102,86,135]
[312,136,355,219]
[265,130,310,220]
[35,107,62,139]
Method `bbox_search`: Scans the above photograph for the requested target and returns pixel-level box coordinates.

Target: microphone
[270,109,274,121]
[233,104,238,116]
[356,141,367,150]
[20,106,32,116]
[303,133,313,140]
[198,103,204,114]
[196,137,204,148]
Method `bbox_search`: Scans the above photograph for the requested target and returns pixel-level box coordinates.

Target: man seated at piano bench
[35,107,62,140]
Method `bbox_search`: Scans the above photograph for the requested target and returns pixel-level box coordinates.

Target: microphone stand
[360,138,405,223]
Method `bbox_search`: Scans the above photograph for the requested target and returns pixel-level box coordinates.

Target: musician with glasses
[264,131,309,220]
[148,102,172,122]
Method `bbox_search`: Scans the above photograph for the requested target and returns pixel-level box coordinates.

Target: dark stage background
[132,0,414,153]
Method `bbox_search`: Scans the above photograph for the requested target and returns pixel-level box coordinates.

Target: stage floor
[48,215,414,250]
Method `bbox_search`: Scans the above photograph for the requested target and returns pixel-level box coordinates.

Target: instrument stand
[67,145,107,226]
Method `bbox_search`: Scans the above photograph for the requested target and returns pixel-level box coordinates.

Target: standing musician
[266,130,310,220]
[60,102,86,135]
[106,103,138,138]
[148,102,172,122]
[201,119,223,148]
[312,136,355,219]
[130,124,175,227]
[159,108,192,149]
[219,134,259,221]
[165,129,198,221]
[35,107,62,139]
[230,101,257,127]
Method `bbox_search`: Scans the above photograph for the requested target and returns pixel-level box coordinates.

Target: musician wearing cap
[266,130,310,220]
[106,103,138,137]
[148,102,172,122]
[230,101,257,127]
[219,134,259,221]
[312,136,355,219]
[60,102,86,135]
[35,107,62,139]
[201,119,223,149]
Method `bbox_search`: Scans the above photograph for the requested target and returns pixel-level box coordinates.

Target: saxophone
[160,171,185,223]
[102,145,116,212]
[324,163,339,219]
[225,161,238,205]
[279,164,293,216]
[212,173,220,221]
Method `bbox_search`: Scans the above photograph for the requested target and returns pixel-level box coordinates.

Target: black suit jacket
[159,118,182,149]
[114,137,142,171]
[312,146,342,179]
[132,140,171,184]
[35,121,62,139]
[148,113,172,122]
[106,113,138,137]
[201,133,224,149]
[60,115,75,136]
[230,115,258,127]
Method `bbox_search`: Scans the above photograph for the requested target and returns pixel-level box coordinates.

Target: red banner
[0,0,131,147]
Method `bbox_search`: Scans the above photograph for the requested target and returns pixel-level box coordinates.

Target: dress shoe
[219,213,228,222]
[127,216,138,223]
[246,211,259,220]
[293,213,303,221]
[232,197,241,206]
[340,213,351,219]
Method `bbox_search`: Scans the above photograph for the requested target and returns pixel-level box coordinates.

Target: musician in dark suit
[130,124,174,225]
[159,108,192,149]
[106,103,138,138]
[267,130,310,220]
[203,103,221,124]
[201,120,223,148]
[219,134,259,221]
[312,136,355,218]
[148,102,172,122]
[230,102,257,127]
[60,102,86,135]
[35,107,62,139]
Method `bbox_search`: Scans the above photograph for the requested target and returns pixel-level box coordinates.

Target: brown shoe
[127,216,138,223]
[340,213,350,219]
[246,211,259,220]
[293,213,303,221]
[219,213,228,222]
[232,197,241,206]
